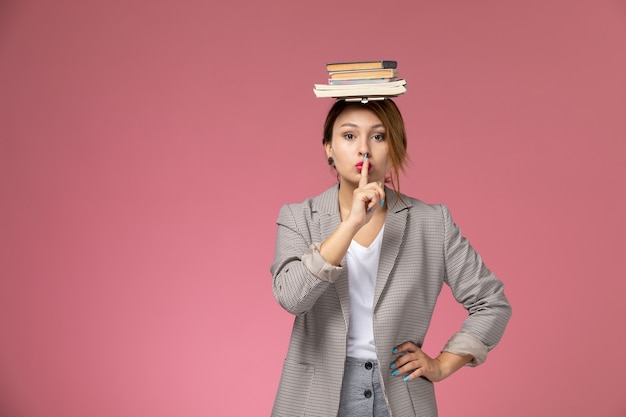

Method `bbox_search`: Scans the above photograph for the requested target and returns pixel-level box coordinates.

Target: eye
[344,133,356,140]
[372,133,386,141]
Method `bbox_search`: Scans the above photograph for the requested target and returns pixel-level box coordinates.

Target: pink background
[1,0,625,416]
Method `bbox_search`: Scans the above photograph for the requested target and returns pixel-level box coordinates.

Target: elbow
[272,275,306,316]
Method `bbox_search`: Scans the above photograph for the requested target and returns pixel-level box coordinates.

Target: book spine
[325,60,398,72]
[329,78,395,85]
[329,70,398,81]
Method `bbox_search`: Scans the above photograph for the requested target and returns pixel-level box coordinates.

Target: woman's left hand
[390,341,472,383]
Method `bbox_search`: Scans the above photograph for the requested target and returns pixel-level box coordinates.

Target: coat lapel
[374,189,411,308]
[313,185,350,328]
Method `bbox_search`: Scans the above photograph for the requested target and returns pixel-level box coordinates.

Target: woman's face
[325,106,391,186]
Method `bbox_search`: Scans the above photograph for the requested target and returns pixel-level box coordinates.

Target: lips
[356,162,373,172]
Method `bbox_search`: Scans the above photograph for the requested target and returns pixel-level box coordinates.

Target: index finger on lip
[359,154,369,188]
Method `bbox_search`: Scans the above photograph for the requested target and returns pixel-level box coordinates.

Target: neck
[337,180,357,215]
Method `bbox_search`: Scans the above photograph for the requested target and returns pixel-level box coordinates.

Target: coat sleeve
[271,203,343,315]
[440,204,512,365]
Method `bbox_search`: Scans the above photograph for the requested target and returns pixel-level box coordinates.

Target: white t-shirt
[345,226,385,359]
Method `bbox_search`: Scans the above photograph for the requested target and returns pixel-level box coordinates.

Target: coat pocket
[272,360,315,417]
[405,377,438,417]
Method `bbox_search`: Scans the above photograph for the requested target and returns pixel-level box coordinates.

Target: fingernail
[390,363,396,369]
[391,370,399,376]
[380,199,385,207]
[404,376,411,382]
[392,348,398,353]
[363,154,368,162]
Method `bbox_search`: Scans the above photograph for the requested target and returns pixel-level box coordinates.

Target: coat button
[365,361,373,370]
[364,389,372,398]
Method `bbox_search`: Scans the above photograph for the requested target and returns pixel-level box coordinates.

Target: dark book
[325,60,398,72]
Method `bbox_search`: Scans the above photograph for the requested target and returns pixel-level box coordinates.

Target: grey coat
[271,185,511,416]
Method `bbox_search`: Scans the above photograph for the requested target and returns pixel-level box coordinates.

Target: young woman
[271,99,511,417]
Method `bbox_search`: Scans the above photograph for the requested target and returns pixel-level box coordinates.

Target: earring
[327,156,335,166]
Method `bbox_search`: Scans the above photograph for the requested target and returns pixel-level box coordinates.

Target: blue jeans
[337,357,391,417]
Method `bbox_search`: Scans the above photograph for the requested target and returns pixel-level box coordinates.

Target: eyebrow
[339,122,385,129]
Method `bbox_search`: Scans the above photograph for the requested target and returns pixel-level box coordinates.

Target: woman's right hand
[319,156,386,267]
[344,155,386,230]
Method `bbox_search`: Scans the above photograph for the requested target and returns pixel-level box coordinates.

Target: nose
[357,137,370,157]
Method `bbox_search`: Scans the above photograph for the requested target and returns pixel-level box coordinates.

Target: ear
[324,141,333,158]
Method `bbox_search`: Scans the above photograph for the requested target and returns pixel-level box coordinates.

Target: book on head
[325,60,398,72]
[328,68,398,81]
[329,78,395,85]
[313,78,407,99]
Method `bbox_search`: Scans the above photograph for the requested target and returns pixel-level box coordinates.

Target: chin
[338,176,359,185]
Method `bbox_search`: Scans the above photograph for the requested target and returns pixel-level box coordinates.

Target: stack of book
[313,60,407,102]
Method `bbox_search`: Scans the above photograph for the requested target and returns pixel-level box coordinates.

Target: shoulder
[277,200,313,226]
[393,193,460,235]
[395,192,449,219]
[276,185,337,224]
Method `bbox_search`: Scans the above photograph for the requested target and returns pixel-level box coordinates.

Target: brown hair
[322,99,408,195]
